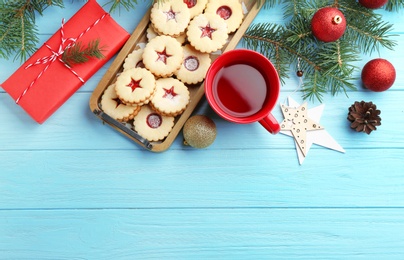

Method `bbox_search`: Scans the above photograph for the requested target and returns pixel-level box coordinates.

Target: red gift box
[1,0,130,123]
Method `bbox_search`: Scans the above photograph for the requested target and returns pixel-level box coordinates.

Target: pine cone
[347,101,381,134]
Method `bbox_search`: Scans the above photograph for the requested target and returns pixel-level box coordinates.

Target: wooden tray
[89,1,263,152]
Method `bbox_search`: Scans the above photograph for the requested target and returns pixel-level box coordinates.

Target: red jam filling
[126,78,142,92]
[163,86,178,99]
[112,97,124,108]
[156,48,172,64]
[184,56,199,71]
[147,113,162,129]
[164,8,178,22]
[199,24,216,39]
[136,60,145,68]
[216,6,232,20]
[183,0,197,8]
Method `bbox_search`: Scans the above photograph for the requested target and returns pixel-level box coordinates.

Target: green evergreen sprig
[385,0,404,11]
[106,0,143,13]
[243,0,399,102]
[61,39,106,67]
[0,0,64,62]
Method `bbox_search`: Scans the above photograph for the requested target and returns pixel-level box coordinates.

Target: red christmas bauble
[359,0,388,9]
[311,7,346,42]
[361,58,396,92]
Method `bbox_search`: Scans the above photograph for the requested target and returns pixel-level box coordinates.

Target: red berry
[359,0,388,9]
[311,7,346,42]
[361,58,396,92]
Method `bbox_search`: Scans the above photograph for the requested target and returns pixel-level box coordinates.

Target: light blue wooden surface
[1,1,404,259]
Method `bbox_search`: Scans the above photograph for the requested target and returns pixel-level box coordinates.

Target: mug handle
[259,113,280,134]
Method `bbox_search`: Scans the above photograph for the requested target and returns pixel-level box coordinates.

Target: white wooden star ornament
[279,97,345,165]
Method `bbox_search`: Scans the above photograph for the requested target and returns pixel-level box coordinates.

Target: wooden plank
[1,208,404,258]
[1,90,403,150]
[0,148,403,209]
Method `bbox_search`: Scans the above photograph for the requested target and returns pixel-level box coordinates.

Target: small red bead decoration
[361,58,396,92]
[297,70,304,77]
[358,0,388,9]
[311,7,346,42]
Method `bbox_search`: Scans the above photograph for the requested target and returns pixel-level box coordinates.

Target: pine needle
[0,0,64,62]
[61,39,106,67]
[243,0,399,102]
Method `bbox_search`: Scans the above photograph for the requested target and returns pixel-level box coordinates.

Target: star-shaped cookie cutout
[156,48,172,64]
[164,8,178,22]
[163,86,178,99]
[126,77,142,92]
[199,23,216,39]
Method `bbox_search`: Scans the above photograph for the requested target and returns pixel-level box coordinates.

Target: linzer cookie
[150,0,191,37]
[115,68,156,106]
[186,13,228,53]
[173,32,187,45]
[184,0,208,18]
[175,44,211,84]
[147,24,187,45]
[205,0,244,33]
[133,105,175,142]
[123,47,145,71]
[151,78,190,117]
[146,24,159,41]
[142,35,184,77]
[101,84,141,122]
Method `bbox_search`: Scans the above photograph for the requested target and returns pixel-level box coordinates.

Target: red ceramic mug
[204,49,281,134]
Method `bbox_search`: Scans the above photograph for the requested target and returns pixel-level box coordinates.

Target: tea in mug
[212,63,268,118]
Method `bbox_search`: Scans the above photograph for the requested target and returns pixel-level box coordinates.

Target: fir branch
[301,70,327,101]
[62,39,106,67]
[243,23,291,83]
[106,0,168,13]
[243,0,399,102]
[0,0,63,61]
[297,40,358,101]
[385,0,404,12]
[344,19,397,54]
[339,0,397,54]
[283,0,324,19]
[257,0,282,9]
[106,0,142,13]
[26,0,64,16]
